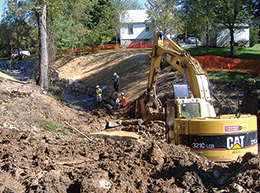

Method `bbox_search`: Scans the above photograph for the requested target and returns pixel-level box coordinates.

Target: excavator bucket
[139,99,153,122]
[137,95,165,122]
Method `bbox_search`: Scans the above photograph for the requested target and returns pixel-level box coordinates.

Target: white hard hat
[121,92,124,96]
[96,85,99,88]
[114,72,117,76]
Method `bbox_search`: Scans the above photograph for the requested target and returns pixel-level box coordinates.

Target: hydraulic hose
[210,85,223,116]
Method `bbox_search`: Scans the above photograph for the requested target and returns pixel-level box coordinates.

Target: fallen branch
[64,121,92,142]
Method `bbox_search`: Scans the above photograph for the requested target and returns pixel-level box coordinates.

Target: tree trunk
[206,32,209,54]
[16,22,20,57]
[15,0,20,58]
[206,0,209,55]
[229,27,235,58]
[36,4,48,89]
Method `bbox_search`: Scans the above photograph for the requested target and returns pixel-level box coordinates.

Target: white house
[202,24,250,47]
[119,10,154,46]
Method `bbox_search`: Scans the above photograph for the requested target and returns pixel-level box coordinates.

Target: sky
[0,0,4,21]
[138,0,147,8]
[0,0,147,21]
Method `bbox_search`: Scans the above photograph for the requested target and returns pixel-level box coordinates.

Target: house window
[145,24,150,32]
[128,25,133,34]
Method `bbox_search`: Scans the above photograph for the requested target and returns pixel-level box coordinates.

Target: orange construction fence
[194,55,260,75]
[62,41,260,75]
[62,44,121,55]
[127,41,153,49]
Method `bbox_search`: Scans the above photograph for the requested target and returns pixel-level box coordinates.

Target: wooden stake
[64,121,92,142]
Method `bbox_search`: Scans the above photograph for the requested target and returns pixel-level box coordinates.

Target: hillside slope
[53,51,173,102]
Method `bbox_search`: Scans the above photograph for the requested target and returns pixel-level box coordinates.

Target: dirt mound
[54,51,154,102]
[1,116,260,192]
[0,51,259,192]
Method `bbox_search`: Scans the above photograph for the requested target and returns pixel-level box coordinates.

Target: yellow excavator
[139,31,258,162]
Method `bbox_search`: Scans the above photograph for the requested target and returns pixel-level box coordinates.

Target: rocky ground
[0,51,259,193]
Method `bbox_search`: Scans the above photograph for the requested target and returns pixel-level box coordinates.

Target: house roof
[120,10,149,23]
[215,23,250,28]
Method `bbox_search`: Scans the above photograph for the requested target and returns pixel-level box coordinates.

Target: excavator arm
[147,31,215,118]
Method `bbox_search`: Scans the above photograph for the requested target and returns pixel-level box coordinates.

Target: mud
[0,51,259,192]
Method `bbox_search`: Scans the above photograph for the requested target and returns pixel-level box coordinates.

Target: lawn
[207,70,260,87]
[185,43,260,59]
[173,43,260,86]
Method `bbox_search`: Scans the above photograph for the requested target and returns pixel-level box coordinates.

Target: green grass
[207,70,260,86]
[43,121,68,135]
[185,44,260,59]
[24,119,68,135]
[167,69,260,87]
[181,43,260,85]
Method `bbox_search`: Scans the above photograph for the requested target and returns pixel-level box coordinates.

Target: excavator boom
[146,32,215,118]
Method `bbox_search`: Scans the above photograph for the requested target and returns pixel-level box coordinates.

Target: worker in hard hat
[95,85,102,108]
[113,72,120,92]
[117,92,127,108]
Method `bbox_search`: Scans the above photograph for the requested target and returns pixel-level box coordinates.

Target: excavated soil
[0,51,259,192]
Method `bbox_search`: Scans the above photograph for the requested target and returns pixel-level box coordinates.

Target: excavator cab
[170,83,201,118]
[165,83,202,143]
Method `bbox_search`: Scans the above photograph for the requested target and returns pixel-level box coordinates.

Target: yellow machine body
[142,31,258,162]
[166,99,258,161]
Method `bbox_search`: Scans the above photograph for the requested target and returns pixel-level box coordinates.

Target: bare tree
[35,3,48,89]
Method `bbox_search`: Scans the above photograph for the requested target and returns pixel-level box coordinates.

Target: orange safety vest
[120,96,127,107]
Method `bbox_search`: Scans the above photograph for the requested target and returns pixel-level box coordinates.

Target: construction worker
[160,58,165,70]
[181,105,190,117]
[96,85,102,107]
[113,72,120,92]
[118,92,127,108]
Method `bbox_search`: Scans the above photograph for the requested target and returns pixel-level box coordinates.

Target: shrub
[43,121,68,135]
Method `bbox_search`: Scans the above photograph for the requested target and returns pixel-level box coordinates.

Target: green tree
[246,0,260,42]
[1,0,40,56]
[86,0,119,45]
[146,0,180,37]
[59,0,119,48]
[213,0,251,57]
[7,0,21,56]
[2,0,23,56]
[115,0,142,10]
[247,0,260,26]
[250,26,259,47]
[54,15,79,52]
[0,24,14,57]
[177,0,215,51]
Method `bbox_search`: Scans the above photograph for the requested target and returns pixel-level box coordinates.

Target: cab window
[181,103,200,118]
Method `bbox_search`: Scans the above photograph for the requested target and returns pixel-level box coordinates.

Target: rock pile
[0,60,39,81]
[0,61,121,114]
